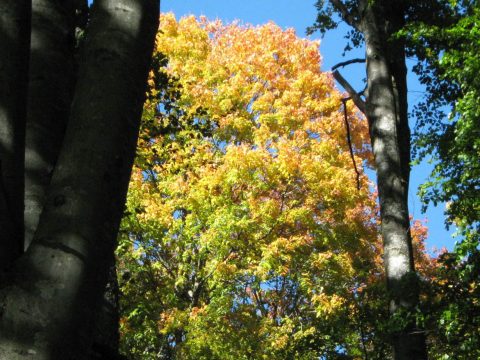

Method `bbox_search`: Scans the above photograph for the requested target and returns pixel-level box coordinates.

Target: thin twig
[331,58,366,71]
[342,98,361,190]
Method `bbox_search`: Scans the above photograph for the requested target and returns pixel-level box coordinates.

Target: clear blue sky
[157,0,455,251]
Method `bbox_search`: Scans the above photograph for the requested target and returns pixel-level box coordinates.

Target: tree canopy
[1,1,479,359]
[117,14,438,359]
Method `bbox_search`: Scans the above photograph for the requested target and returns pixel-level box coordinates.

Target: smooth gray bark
[24,0,78,249]
[24,1,121,357]
[361,2,427,358]
[0,0,159,358]
[330,1,428,358]
[0,0,30,269]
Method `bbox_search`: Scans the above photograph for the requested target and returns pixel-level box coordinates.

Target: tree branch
[331,58,366,71]
[332,70,366,115]
[342,99,361,191]
[330,0,360,30]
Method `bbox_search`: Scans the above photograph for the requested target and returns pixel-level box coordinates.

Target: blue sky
[158,0,455,251]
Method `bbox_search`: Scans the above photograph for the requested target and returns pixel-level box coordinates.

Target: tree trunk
[90,259,123,359]
[24,1,121,358]
[360,1,427,358]
[0,0,159,358]
[0,0,30,270]
[24,0,78,249]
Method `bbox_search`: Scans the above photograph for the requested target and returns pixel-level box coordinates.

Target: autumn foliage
[117,14,434,359]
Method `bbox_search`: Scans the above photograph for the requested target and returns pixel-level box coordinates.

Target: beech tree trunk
[0,0,159,358]
[24,0,78,249]
[24,1,120,357]
[360,1,427,358]
[328,0,428,358]
[0,0,30,269]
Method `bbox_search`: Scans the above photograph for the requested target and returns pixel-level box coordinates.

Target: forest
[0,1,478,359]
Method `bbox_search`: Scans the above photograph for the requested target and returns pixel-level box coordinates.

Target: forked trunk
[24,1,120,357]
[0,1,159,358]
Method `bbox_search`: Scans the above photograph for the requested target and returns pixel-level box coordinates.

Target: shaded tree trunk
[24,0,79,249]
[24,2,120,357]
[91,258,122,359]
[0,0,31,269]
[0,0,159,358]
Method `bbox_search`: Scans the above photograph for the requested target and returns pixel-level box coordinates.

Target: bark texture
[0,0,159,358]
[329,0,428,358]
[0,0,30,269]
[23,1,120,357]
[24,0,78,249]
[360,1,427,358]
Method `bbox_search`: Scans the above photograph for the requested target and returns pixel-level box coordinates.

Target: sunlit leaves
[117,13,388,359]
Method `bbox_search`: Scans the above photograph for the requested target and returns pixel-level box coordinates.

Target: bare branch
[331,58,365,71]
[330,0,360,30]
[332,70,366,115]
[342,98,361,190]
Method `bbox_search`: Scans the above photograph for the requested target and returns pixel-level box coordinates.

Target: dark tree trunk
[91,259,122,359]
[0,0,159,358]
[24,0,78,249]
[24,1,121,358]
[360,1,427,358]
[0,0,31,269]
